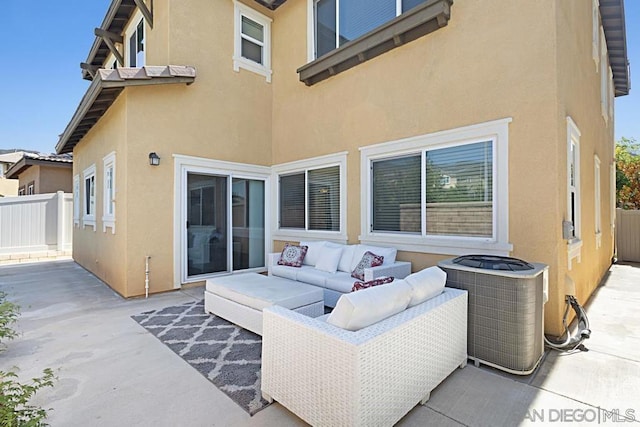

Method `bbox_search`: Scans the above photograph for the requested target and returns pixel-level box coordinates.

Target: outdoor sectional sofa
[261,280,468,426]
[268,241,412,307]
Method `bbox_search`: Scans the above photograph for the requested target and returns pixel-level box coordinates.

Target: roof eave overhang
[601,0,630,96]
[57,66,196,154]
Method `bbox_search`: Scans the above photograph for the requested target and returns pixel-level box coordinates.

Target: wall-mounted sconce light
[149,152,160,166]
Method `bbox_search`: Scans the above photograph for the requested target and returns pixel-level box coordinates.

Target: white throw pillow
[327,281,412,331]
[337,244,356,273]
[300,241,327,266]
[315,245,343,273]
[349,245,398,270]
[405,266,447,307]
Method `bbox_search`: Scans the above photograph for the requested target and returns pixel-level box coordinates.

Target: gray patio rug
[132,299,271,415]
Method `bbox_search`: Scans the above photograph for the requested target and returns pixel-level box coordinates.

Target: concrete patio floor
[0,260,638,426]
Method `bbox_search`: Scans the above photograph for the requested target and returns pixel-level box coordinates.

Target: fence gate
[616,208,640,262]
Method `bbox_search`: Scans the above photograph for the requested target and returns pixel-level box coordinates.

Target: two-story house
[56,0,630,335]
[5,152,73,195]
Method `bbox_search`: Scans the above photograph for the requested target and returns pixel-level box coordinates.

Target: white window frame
[272,152,348,243]
[173,154,272,287]
[27,182,34,195]
[233,1,272,82]
[600,27,609,122]
[125,9,145,68]
[103,152,116,234]
[360,118,512,256]
[73,174,80,226]
[594,155,602,249]
[567,117,582,268]
[592,0,600,70]
[83,164,97,231]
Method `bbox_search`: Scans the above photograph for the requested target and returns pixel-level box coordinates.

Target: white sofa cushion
[271,264,300,281]
[405,266,447,307]
[296,267,335,287]
[334,244,355,273]
[350,244,398,270]
[325,273,357,293]
[327,281,412,331]
[300,241,327,266]
[315,245,343,273]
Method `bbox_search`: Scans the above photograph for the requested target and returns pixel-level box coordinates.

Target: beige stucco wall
[0,178,19,196]
[548,1,615,332]
[37,165,73,193]
[73,93,128,296]
[73,0,274,297]
[70,0,616,334]
[271,1,574,332]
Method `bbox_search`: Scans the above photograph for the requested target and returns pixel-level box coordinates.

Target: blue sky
[0,1,638,154]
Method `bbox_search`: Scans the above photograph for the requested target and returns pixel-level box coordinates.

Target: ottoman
[204,273,324,335]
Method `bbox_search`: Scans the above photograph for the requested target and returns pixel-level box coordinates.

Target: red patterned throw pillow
[277,243,308,267]
[351,276,395,292]
[350,251,384,280]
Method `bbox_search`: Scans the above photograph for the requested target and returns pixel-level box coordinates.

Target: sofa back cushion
[335,244,356,273]
[327,281,412,331]
[315,245,344,273]
[405,266,447,307]
[299,241,327,266]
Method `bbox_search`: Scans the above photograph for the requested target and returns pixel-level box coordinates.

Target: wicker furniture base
[205,273,324,336]
[261,288,468,427]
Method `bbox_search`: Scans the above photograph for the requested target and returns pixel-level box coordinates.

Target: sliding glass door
[185,172,265,280]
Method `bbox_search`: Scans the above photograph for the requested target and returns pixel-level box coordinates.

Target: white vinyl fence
[616,208,640,262]
[0,191,72,255]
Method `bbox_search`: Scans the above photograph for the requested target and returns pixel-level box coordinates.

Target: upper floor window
[314,0,428,58]
[127,14,145,67]
[27,182,35,195]
[592,0,600,69]
[233,1,272,82]
[18,186,25,196]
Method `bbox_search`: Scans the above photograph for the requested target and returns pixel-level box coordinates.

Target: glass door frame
[174,155,271,287]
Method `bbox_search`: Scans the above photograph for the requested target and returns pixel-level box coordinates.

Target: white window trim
[83,164,97,231]
[567,117,582,269]
[173,154,272,287]
[125,9,145,68]
[102,152,116,234]
[233,1,272,82]
[600,27,609,122]
[272,152,348,243]
[73,174,80,226]
[360,118,512,256]
[610,162,616,236]
[592,0,600,70]
[594,155,602,249]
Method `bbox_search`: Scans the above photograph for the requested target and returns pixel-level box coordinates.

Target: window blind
[308,166,340,231]
[280,173,305,228]
[372,155,421,233]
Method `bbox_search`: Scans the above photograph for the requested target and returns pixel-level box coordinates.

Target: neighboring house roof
[5,153,73,180]
[56,66,196,154]
[0,151,26,165]
[601,0,630,96]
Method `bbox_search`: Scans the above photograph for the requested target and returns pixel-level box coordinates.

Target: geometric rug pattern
[132,299,271,415]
